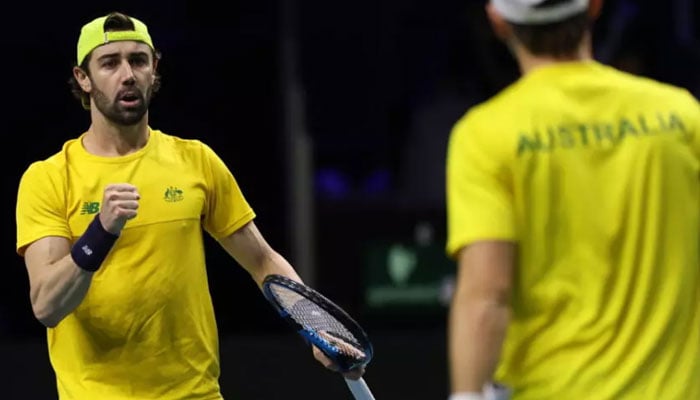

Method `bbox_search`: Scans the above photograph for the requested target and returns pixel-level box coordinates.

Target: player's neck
[515,35,593,76]
[83,112,150,157]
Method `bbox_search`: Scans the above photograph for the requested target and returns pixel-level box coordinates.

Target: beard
[91,82,152,126]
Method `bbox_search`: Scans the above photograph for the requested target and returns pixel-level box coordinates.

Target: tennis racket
[262,274,376,400]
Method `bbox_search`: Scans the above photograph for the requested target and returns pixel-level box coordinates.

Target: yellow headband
[76,14,154,65]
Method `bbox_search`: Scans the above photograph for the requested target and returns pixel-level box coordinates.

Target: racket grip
[344,377,376,400]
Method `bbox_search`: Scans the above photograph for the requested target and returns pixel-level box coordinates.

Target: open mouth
[118,92,142,107]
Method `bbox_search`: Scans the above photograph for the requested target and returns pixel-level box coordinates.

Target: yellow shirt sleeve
[16,161,71,256]
[445,111,517,258]
[199,142,256,239]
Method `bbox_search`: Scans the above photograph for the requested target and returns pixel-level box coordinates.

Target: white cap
[492,0,589,24]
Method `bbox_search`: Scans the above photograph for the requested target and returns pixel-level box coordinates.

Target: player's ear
[485,1,512,42]
[151,52,160,83]
[73,66,91,93]
[152,61,158,84]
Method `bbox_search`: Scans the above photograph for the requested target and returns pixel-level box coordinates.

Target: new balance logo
[81,202,100,215]
[164,186,184,202]
[81,245,93,255]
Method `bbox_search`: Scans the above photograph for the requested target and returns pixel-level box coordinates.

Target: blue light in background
[315,168,351,199]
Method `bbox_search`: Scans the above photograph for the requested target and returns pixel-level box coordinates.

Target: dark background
[2,0,699,399]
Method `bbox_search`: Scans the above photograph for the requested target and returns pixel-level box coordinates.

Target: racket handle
[344,377,376,400]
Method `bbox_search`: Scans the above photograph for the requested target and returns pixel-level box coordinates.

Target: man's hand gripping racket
[262,274,376,399]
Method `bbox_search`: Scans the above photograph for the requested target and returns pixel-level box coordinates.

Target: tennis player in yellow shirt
[445,1,700,399]
[15,11,363,400]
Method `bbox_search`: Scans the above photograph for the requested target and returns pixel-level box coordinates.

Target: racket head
[262,274,374,372]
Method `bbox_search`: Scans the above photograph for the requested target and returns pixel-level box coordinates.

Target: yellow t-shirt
[16,129,256,400]
[446,61,700,400]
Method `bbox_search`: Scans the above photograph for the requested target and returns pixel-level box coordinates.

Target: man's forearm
[448,296,510,394]
[31,255,94,328]
[254,250,303,287]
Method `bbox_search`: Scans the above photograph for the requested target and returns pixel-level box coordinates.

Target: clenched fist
[99,183,140,235]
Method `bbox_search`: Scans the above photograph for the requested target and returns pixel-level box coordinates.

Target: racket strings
[271,285,364,358]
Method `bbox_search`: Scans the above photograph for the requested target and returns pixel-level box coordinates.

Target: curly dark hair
[68,12,162,110]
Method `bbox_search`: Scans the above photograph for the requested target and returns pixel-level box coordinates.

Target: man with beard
[14,12,362,400]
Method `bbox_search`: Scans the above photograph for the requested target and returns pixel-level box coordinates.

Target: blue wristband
[71,214,119,272]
